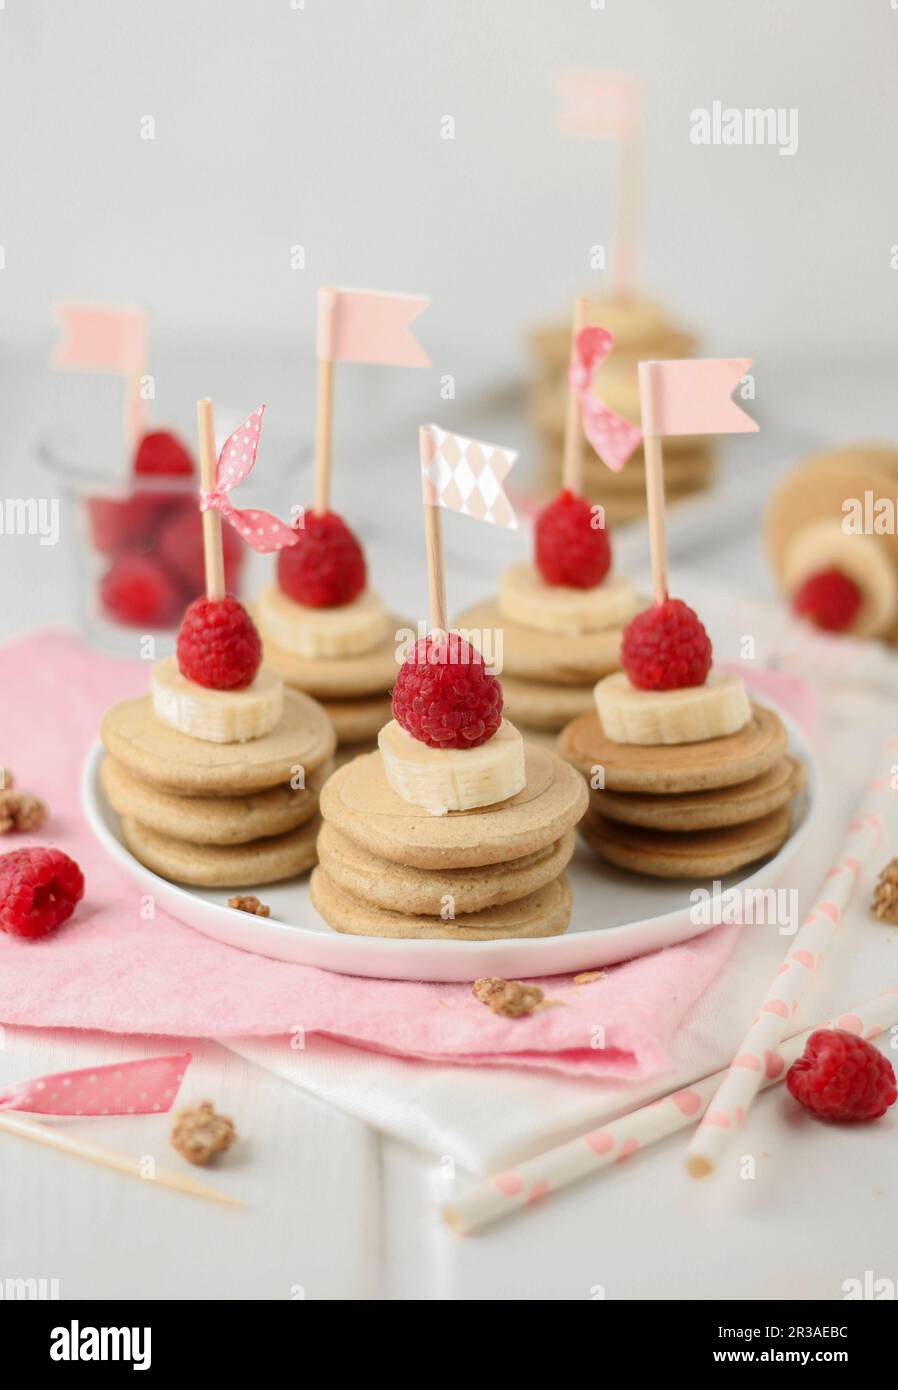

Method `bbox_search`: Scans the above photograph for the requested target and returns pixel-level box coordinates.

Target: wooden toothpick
[313,357,336,515]
[0,1111,244,1208]
[643,430,668,603]
[197,397,225,600]
[561,296,588,496]
[613,124,640,301]
[418,426,448,635]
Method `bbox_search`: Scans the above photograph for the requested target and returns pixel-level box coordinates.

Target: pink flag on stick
[52,302,149,446]
[637,359,757,437]
[317,287,430,367]
[557,72,639,139]
[570,326,642,472]
[420,424,518,530]
[52,302,148,377]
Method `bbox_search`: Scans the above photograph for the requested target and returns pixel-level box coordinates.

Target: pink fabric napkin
[0,630,743,1079]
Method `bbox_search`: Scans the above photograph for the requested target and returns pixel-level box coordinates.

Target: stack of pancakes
[311,741,588,939]
[528,296,715,524]
[100,689,336,888]
[455,589,644,737]
[560,702,805,878]
[766,444,898,643]
[258,605,410,757]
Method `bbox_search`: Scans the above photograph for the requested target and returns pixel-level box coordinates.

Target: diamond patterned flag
[420,425,518,530]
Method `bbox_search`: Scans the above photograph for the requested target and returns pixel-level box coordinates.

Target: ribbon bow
[568,327,643,473]
[0,1054,191,1117]
[199,405,298,552]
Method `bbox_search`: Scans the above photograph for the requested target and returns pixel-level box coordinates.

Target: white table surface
[2,352,896,1300]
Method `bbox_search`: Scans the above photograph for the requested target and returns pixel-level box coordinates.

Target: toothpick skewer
[0,1111,244,1208]
[642,431,668,603]
[418,426,448,635]
[197,396,225,600]
[561,296,588,496]
[313,357,336,515]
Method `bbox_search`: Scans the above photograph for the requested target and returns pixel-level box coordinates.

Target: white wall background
[1,0,898,639]
[2,0,897,376]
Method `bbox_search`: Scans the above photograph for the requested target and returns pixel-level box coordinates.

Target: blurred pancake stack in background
[527,296,716,523]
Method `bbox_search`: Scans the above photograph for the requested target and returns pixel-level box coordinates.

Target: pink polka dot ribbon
[568,326,643,473]
[0,1053,191,1117]
[199,404,298,554]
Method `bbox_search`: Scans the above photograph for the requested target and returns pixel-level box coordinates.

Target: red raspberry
[157,507,245,597]
[99,554,183,629]
[134,430,194,477]
[86,492,164,556]
[792,568,862,633]
[177,595,262,690]
[535,489,611,589]
[0,847,85,939]
[391,633,503,749]
[621,597,712,691]
[277,511,366,608]
[787,1029,897,1122]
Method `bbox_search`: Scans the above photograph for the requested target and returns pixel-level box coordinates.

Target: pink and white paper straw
[442,988,898,1236]
[684,768,890,1178]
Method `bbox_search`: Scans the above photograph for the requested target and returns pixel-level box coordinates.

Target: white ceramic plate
[81,716,816,983]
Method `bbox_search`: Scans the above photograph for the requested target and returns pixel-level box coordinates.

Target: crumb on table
[573,969,607,986]
[0,790,47,834]
[472,977,544,1018]
[871,859,898,924]
[227,894,270,917]
[170,1100,236,1167]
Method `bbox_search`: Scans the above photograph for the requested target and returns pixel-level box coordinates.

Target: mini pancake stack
[765,443,898,643]
[101,601,336,889]
[528,297,715,524]
[560,601,805,879]
[311,635,588,940]
[254,511,409,755]
[455,492,646,738]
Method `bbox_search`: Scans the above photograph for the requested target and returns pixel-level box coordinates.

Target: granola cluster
[871,859,898,924]
[472,977,544,1018]
[170,1100,236,1167]
[0,769,47,836]
[227,894,270,917]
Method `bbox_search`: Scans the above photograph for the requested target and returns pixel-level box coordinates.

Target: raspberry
[99,554,183,629]
[391,633,503,749]
[621,597,712,691]
[0,847,85,939]
[792,568,862,633]
[787,1029,897,1122]
[86,492,164,556]
[134,430,194,477]
[535,489,611,589]
[177,595,262,690]
[276,511,366,608]
[157,507,245,597]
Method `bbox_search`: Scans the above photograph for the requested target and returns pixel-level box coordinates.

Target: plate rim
[81,710,818,982]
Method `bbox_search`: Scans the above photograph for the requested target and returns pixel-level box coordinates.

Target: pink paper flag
[421,424,518,530]
[317,287,430,367]
[199,405,298,553]
[569,326,643,472]
[637,358,758,438]
[558,72,639,139]
[52,302,148,377]
[0,1054,191,1117]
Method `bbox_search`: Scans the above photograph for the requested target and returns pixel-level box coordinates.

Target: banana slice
[378,718,526,815]
[498,563,641,636]
[151,655,284,744]
[257,584,391,659]
[783,520,898,639]
[594,671,751,746]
